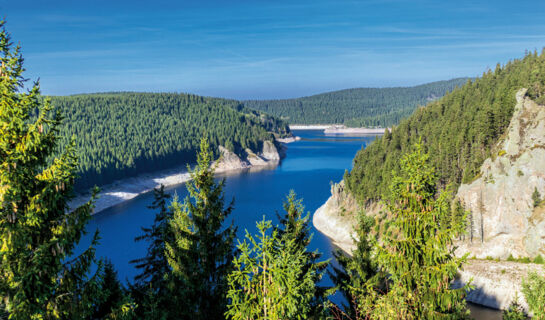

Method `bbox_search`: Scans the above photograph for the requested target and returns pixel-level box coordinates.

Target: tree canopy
[346,50,545,204]
[47,93,290,190]
[243,78,467,126]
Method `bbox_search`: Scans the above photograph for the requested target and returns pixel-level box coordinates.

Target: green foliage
[532,187,542,208]
[346,51,545,204]
[226,219,317,320]
[534,255,544,264]
[502,298,527,320]
[275,191,331,318]
[49,93,290,190]
[93,260,135,320]
[521,269,545,320]
[244,79,467,126]
[328,213,379,319]
[164,138,237,320]
[0,21,104,319]
[358,144,470,319]
[129,185,172,319]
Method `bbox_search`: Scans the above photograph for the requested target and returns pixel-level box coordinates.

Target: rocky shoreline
[312,187,545,312]
[71,139,295,215]
[289,124,388,134]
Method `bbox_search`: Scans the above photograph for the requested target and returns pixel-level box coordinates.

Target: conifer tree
[361,143,470,319]
[226,219,316,320]
[130,185,172,318]
[0,21,101,319]
[93,260,128,319]
[276,191,331,318]
[165,138,237,320]
[329,213,378,318]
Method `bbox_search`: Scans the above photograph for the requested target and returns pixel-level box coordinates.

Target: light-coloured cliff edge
[457,88,545,259]
[312,89,545,311]
[312,186,545,311]
[72,140,288,215]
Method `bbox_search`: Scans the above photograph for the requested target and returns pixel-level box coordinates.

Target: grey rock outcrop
[215,140,282,172]
[457,89,545,258]
[452,260,544,312]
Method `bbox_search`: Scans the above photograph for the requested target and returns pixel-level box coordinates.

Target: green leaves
[0,21,104,319]
[521,269,545,320]
[360,144,470,319]
[226,219,316,320]
[164,137,237,320]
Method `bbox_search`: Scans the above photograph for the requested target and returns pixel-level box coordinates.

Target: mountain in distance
[49,92,291,190]
[243,78,468,127]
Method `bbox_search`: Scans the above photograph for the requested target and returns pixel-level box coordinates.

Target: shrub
[521,270,545,320]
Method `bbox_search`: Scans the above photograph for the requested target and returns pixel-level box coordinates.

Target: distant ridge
[243,78,468,127]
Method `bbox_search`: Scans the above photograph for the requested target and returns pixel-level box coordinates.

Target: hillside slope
[243,78,467,126]
[345,51,545,204]
[49,93,291,190]
[456,88,545,258]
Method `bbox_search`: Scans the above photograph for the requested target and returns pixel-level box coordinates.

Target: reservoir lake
[80,129,500,319]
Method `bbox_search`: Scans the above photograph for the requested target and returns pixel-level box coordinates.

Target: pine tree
[130,185,172,318]
[226,219,316,320]
[93,260,128,319]
[0,21,102,319]
[362,143,470,319]
[329,213,378,318]
[276,190,331,318]
[165,137,237,320]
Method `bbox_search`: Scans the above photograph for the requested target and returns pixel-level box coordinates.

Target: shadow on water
[468,303,502,320]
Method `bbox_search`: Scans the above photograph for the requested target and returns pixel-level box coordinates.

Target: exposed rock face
[313,181,359,253]
[457,89,545,259]
[312,180,383,253]
[313,182,545,312]
[452,260,544,313]
[312,89,545,312]
[215,140,282,172]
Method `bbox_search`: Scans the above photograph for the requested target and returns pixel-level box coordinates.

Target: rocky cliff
[312,88,545,311]
[457,89,545,259]
[215,140,282,172]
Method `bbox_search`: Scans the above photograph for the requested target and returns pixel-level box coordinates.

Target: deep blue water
[79,129,500,319]
[84,130,378,283]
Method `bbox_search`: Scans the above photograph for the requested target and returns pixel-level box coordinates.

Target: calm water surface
[81,129,500,319]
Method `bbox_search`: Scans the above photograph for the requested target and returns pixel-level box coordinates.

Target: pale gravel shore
[324,127,389,134]
[289,124,388,134]
[289,124,337,130]
[71,139,298,215]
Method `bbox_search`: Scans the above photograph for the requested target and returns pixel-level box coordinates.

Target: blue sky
[2,0,545,99]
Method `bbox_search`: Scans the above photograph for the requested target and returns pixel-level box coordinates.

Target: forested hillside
[49,93,290,190]
[243,78,467,126]
[345,50,545,203]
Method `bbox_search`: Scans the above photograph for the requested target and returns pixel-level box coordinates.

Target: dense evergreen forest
[48,93,290,190]
[243,78,467,126]
[345,50,545,203]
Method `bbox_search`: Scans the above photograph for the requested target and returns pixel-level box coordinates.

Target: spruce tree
[165,138,237,320]
[275,190,331,318]
[93,260,127,319]
[226,219,316,320]
[362,143,470,319]
[329,213,378,318]
[130,185,171,319]
[0,21,101,319]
